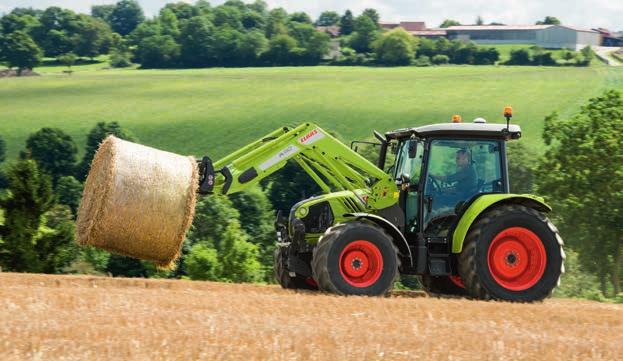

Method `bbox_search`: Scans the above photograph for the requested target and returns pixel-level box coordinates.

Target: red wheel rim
[339,240,383,288]
[487,227,547,291]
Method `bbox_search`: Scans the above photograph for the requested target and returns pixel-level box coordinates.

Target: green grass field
[1,65,622,162]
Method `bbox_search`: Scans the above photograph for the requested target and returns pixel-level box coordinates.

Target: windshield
[394,139,424,183]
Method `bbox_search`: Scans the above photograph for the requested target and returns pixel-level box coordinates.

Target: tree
[439,19,461,28]
[179,16,216,67]
[36,204,79,273]
[163,2,199,21]
[289,12,312,24]
[186,242,222,280]
[373,28,416,65]
[580,46,595,66]
[238,30,268,65]
[185,195,261,282]
[127,20,161,46]
[316,11,340,26]
[536,90,623,296]
[159,8,180,39]
[263,160,321,212]
[91,5,115,23]
[1,31,42,75]
[110,48,132,68]
[34,7,79,57]
[536,16,561,25]
[212,26,245,66]
[77,122,136,181]
[432,54,449,64]
[213,5,243,30]
[57,52,77,70]
[25,127,77,184]
[362,8,380,26]
[349,15,379,53]
[304,31,330,63]
[476,16,484,25]
[229,187,275,278]
[242,11,266,31]
[135,34,180,68]
[340,10,354,35]
[506,48,532,65]
[218,222,262,282]
[188,196,241,248]
[265,7,288,38]
[506,141,536,193]
[73,15,113,58]
[264,34,299,65]
[56,176,83,215]
[0,159,54,272]
[109,0,145,36]
[0,13,40,35]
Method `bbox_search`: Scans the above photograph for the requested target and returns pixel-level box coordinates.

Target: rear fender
[451,194,551,253]
[344,213,413,267]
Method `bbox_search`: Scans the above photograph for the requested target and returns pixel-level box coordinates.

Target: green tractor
[198,109,564,302]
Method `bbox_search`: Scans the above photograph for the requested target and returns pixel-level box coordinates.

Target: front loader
[197,109,564,302]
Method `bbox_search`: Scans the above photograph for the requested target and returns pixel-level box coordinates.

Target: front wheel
[458,204,564,302]
[312,222,398,296]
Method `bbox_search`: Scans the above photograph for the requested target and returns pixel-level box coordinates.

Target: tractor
[197,108,564,302]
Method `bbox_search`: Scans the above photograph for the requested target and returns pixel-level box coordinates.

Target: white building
[445,25,601,50]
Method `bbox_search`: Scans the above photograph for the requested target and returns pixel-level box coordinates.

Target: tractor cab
[388,121,521,235]
[384,120,522,276]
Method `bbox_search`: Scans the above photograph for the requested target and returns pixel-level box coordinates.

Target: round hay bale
[76,135,198,268]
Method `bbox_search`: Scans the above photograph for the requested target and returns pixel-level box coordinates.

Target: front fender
[451,194,551,253]
[344,213,413,267]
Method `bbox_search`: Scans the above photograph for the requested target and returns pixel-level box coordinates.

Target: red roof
[399,22,426,31]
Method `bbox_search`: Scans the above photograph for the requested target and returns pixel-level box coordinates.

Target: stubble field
[0,272,621,360]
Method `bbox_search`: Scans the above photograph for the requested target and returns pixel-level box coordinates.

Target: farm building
[445,25,601,50]
[380,22,447,38]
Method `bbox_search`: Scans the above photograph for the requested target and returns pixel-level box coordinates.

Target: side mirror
[408,140,418,158]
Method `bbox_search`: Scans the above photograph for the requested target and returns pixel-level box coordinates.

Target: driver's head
[456,149,470,167]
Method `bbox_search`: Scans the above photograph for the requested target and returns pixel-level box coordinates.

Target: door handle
[426,196,433,213]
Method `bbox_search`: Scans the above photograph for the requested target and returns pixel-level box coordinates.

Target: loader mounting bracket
[198,156,216,194]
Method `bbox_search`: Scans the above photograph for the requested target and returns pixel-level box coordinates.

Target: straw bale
[76,136,198,268]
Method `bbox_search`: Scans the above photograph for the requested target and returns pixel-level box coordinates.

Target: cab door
[393,139,424,232]
[422,139,504,237]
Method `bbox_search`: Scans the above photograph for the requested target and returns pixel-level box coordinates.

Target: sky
[0,0,621,31]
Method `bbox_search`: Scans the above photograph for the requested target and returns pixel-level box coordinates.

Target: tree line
[1,1,580,72]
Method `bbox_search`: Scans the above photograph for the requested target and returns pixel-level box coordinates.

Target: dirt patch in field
[0,69,40,77]
[0,273,621,360]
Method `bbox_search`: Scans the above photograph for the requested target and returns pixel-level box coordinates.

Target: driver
[431,148,478,205]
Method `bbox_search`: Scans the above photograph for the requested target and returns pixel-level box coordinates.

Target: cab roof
[386,122,522,140]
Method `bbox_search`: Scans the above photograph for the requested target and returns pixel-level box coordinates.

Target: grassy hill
[1,65,622,161]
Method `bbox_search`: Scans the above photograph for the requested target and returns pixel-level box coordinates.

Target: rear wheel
[419,274,467,296]
[312,222,398,296]
[458,204,564,302]
[273,247,317,290]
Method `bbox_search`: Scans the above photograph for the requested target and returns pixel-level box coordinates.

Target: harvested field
[0,273,621,360]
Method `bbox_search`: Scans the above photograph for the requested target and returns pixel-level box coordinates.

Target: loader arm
[198,123,399,210]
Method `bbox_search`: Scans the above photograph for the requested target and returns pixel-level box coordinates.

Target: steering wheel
[427,175,442,193]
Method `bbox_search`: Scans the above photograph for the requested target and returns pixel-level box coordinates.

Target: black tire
[419,275,467,296]
[312,222,399,296]
[458,204,565,302]
[273,247,317,290]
